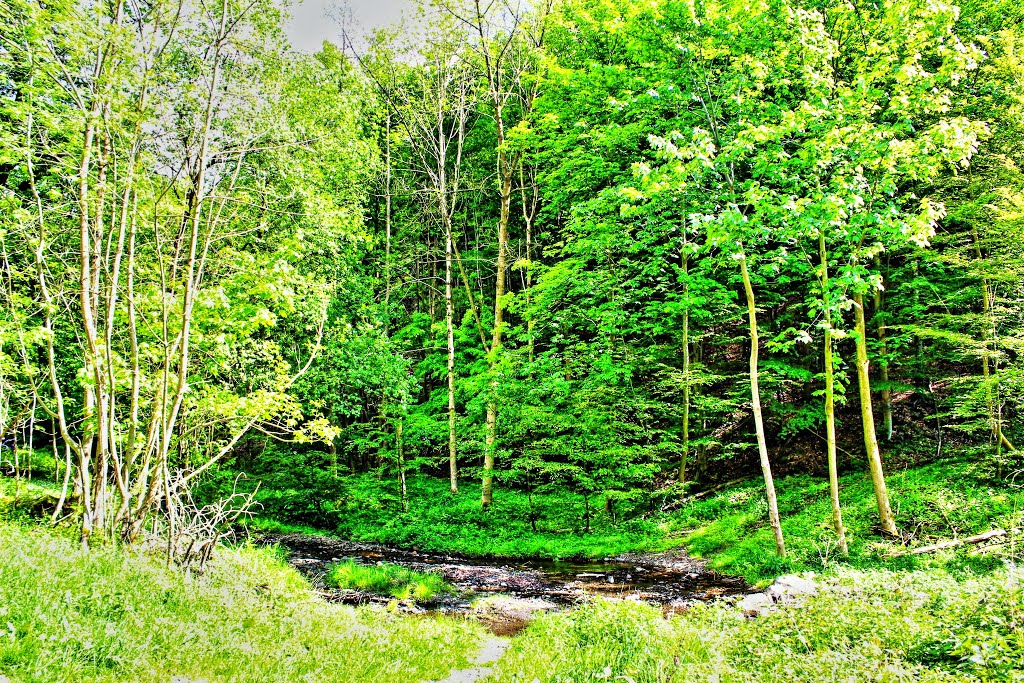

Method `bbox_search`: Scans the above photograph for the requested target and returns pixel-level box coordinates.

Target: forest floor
[2,457,1022,681]
[251,455,1023,583]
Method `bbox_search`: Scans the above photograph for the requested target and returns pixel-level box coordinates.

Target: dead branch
[892,528,1021,556]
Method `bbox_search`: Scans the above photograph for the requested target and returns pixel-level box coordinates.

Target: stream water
[257,532,748,634]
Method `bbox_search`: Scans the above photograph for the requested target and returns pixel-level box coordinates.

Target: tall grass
[0,520,483,682]
[487,568,1024,682]
[325,560,452,601]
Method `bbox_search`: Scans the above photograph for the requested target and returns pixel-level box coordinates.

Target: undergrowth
[0,519,483,682]
[247,473,671,560]
[244,458,1023,584]
[486,568,1024,682]
[666,459,1024,583]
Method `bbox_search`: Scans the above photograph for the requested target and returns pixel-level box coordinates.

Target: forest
[1,0,1024,680]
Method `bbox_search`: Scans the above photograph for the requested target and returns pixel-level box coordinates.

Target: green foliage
[490,569,1024,683]
[249,473,670,560]
[0,519,483,682]
[664,459,1024,583]
[324,560,452,601]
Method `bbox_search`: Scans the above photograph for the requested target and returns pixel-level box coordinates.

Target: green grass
[0,518,485,682]
[247,457,1023,581]
[485,568,1024,682]
[664,458,1024,583]
[251,473,673,560]
[325,560,453,601]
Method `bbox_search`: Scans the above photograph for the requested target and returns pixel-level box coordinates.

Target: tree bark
[446,228,458,494]
[872,261,892,441]
[854,292,899,536]
[820,234,848,555]
[679,249,690,484]
[482,139,511,509]
[739,253,786,557]
[397,420,408,513]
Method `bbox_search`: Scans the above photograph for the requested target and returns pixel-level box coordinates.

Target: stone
[737,592,773,614]
[767,574,817,604]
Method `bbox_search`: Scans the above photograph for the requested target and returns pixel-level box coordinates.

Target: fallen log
[900,528,1019,556]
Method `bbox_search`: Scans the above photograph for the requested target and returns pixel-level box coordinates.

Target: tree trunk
[854,292,899,536]
[970,224,1014,451]
[819,234,848,555]
[679,249,690,484]
[446,228,458,494]
[397,420,408,513]
[384,111,392,304]
[482,146,512,508]
[739,253,786,557]
[873,261,892,441]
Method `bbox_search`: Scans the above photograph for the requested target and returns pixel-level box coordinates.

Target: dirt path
[432,637,510,683]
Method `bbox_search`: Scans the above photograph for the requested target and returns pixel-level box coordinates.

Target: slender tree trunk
[526,470,537,532]
[384,112,392,304]
[854,292,899,536]
[679,249,690,484]
[482,148,512,509]
[397,420,408,513]
[819,235,848,555]
[970,224,1015,452]
[446,227,458,494]
[873,260,893,441]
[739,253,786,557]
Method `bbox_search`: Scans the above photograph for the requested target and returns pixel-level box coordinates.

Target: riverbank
[254,530,747,634]
[0,519,484,683]
[246,457,1023,584]
[2,516,1021,682]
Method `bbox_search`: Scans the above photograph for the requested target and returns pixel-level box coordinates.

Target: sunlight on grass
[0,520,482,682]
[325,560,452,601]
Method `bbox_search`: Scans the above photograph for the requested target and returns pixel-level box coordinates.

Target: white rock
[767,574,817,603]
[738,592,773,613]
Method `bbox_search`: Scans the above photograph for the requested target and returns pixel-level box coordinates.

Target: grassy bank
[0,520,484,682]
[249,473,672,559]
[247,457,1022,583]
[487,568,1024,682]
[669,458,1024,583]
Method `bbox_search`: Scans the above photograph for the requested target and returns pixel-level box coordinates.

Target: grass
[3,456,1023,683]
[664,458,1024,583]
[249,473,673,560]
[325,560,453,601]
[485,567,1024,682]
[0,518,485,682]
[246,457,1023,583]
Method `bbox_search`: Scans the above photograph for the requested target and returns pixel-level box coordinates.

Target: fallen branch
[660,478,751,513]
[686,478,749,502]
[898,528,1019,556]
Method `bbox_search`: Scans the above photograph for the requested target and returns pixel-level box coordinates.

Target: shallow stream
[256,532,748,633]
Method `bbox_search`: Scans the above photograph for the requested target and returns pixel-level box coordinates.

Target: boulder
[738,592,774,614]
[767,573,818,604]
[738,573,818,617]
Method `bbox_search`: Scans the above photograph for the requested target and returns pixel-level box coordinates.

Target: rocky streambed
[254,532,751,634]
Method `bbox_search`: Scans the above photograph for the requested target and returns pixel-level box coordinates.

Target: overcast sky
[285,0,410,53]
